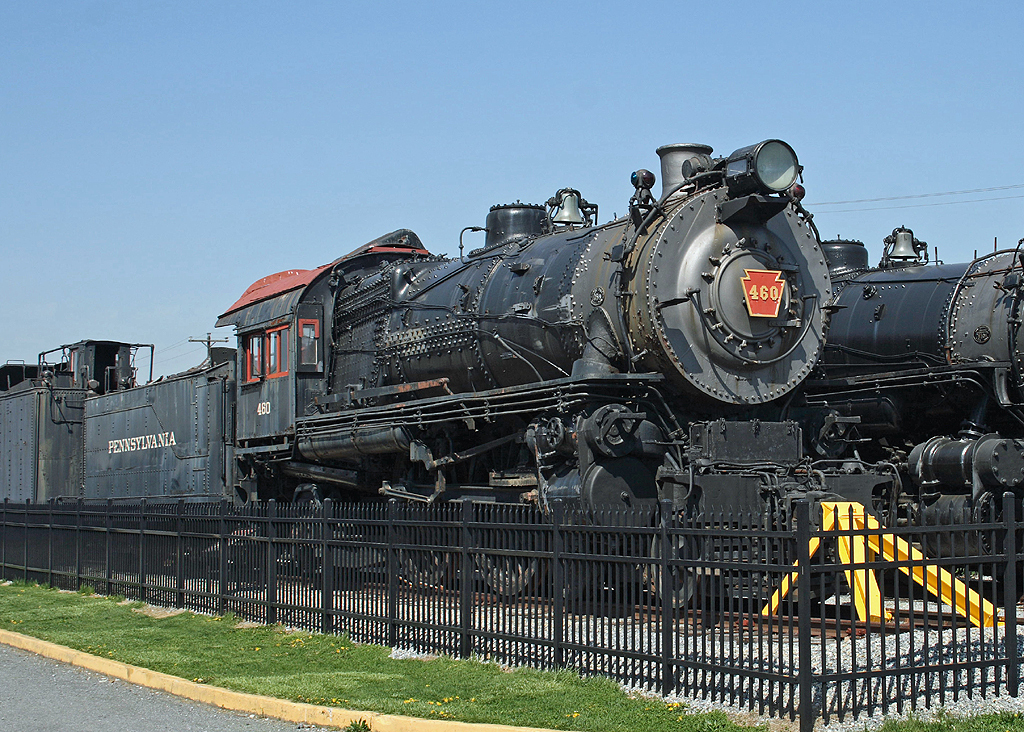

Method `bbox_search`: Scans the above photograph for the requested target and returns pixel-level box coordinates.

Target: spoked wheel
[474,553,539,598]
[649,533,704,608]
[398,549,453,590]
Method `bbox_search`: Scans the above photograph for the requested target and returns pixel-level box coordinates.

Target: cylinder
[909,436,975,492]
[909,434,1024,494]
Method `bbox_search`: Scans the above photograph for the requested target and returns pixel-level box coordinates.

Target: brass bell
[887,227,920,261]
[552,190,584,225]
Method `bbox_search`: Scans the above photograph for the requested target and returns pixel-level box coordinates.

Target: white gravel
[657,626,1024,731]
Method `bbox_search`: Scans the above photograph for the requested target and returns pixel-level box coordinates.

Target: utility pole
[189,332,229,364]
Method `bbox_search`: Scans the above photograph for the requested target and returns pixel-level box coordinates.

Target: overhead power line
[153,346,206,367]
[154,339,194,355]
[813,193,1024,214]
[811,183,1024,206]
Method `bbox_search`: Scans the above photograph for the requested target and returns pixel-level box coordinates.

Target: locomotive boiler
[218,139,893,519]
[808,228,1024,525]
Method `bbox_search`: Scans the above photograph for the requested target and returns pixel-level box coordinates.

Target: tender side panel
[84,364,234,499]
[0,390,38,501]
[36,389,86,500]
[0,388,84,502]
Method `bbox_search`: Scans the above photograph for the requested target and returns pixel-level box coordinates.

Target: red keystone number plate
[741,269,785,318]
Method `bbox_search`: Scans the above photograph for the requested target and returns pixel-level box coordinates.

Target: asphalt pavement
[0,643,338,732]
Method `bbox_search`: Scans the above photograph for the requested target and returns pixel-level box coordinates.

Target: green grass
[880,712,1024,732]
[2,581,1024,732]
[0,581,737,732]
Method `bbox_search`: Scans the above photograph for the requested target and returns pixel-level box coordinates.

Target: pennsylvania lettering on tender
[108,432,177,454]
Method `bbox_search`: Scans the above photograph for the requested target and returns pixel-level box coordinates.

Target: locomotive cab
[217,229,432,500]
[219,268,331,464]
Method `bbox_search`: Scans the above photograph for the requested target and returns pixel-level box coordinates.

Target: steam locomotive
[808,228,1024,526]
[218,138,895,518]
[0,139,894,526]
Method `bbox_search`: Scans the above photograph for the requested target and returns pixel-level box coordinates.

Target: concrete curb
[0,628,559,732]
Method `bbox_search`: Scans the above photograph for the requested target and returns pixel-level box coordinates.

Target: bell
[552,191,584,225]
[888,228,919,261]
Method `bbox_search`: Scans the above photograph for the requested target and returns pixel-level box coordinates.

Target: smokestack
[656,143,713,199]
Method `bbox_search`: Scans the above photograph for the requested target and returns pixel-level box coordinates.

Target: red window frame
[266,326,289,379]
[298,318,320,367]
[245,333,263,383]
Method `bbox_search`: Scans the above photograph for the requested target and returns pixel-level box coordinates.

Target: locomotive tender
[1,139,894,525]
[0,341,235,502]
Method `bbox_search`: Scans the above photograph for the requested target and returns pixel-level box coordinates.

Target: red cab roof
[219,265,331,318]
[219,230,431,319]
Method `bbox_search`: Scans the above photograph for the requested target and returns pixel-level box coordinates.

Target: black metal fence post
[1005,491,1019,696]
[47,499,53,588]
[138,498,147,604]
[265,500,277,625]
[23,499,30,582]
[75,498,82,591]
[386,499,398,649]
[796,500,814,732]
[104,499,112,594]
[660,498,675,696]
[321,499,334,636]
[175,499,184,608]
[459,499,473,659]
[551,502,564,669]
[2,498,7,580]
[217,499,227,615]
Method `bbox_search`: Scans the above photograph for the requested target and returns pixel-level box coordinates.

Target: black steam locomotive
[213,137,893,517]
[808,228,1024,526]
[1,139,894,525]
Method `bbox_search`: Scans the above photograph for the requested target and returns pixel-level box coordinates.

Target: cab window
[299,319,320,367]
[266,326,289,378]
[245,334,263,383]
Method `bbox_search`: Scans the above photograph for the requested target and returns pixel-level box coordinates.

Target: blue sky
[2,1,1022,376]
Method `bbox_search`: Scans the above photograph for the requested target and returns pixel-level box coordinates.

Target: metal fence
[1,496,1021,731]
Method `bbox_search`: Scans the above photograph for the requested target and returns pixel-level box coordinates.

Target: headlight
[724,139,799,195]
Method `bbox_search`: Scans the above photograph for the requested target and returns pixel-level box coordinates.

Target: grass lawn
[1,581,1023,732]
[0,580,737,732]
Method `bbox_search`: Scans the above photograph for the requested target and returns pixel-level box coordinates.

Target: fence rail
[1,496,1022,731]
